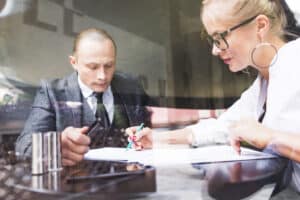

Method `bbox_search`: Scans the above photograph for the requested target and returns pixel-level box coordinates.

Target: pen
[126,123,144,150]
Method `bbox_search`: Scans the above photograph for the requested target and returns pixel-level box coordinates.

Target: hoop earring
[251,42,278,68]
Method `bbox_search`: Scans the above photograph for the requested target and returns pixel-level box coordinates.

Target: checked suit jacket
[15,71,151,156]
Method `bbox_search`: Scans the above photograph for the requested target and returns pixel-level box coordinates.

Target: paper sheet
[84,145,276,166]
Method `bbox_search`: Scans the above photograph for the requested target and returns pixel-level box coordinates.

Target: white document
[84,145,276,166]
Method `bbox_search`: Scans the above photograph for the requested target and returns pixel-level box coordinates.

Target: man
[15,28,151,166]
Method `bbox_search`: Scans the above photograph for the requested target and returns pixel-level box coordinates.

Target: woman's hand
[229,119,273,153]
[125,126,153,150]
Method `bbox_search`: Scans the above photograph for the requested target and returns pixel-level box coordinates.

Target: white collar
[77,75,112,98]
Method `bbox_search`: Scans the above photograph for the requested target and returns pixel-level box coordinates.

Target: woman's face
[202,13,258,72]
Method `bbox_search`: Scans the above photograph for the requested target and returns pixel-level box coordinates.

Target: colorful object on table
[126,123,144,151]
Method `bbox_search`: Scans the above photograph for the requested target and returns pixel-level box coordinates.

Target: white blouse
[189,38,300,191]
[190,38,300,145]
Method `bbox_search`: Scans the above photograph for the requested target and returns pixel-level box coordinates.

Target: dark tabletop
[0,148,287,200]
[193,157,287,200]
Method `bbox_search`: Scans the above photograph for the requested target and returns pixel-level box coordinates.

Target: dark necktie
[94,92,110,128]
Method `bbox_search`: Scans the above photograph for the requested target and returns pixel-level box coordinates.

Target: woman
[127,0,300,192]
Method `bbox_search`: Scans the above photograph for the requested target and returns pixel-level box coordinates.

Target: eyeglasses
[207,15,258,50]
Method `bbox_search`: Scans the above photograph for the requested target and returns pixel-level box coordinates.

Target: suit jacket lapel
[82,97,96,126]
[66,72,96,127]
[64,72,84,127]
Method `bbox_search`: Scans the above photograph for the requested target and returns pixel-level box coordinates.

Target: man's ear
[255,14,270,41]
[69,55,77,70]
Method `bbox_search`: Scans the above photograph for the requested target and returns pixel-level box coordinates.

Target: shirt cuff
[188,118,229,147]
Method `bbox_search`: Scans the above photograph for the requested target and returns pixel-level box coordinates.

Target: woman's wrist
[163,128,193,145]
[263,126,276,148]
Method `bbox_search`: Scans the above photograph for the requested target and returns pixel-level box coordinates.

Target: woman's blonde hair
[201,0,287,39]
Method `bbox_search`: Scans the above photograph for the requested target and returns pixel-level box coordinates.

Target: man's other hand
[61,126,90,166]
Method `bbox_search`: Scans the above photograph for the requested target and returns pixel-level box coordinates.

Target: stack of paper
[84,145,276,166]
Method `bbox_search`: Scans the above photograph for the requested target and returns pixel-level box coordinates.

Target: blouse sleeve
[188,76,261,146]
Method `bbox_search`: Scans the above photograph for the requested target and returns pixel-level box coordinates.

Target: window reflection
[0,0,298,152]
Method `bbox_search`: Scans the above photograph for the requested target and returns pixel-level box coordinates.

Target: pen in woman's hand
[126,123,144,150]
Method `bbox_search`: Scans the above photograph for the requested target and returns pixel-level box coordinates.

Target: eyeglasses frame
[208,15,258,50]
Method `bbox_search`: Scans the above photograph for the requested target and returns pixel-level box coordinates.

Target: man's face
[70,38,116,92]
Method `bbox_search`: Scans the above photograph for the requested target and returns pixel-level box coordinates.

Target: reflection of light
[0,0,30,18]
[0,1,7,11]
[65,101,82,108]
[286,0,300,11]
[286,0,300,24]
[0,0,14,17]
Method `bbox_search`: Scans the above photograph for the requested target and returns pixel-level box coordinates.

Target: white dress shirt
[189,38,300,192]
[77,77,114,123]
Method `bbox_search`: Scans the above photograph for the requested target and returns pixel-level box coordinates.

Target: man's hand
[61,126,90,166]
[125,126,153,150]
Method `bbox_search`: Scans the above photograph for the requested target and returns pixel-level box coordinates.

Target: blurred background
[0,0,299,143]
